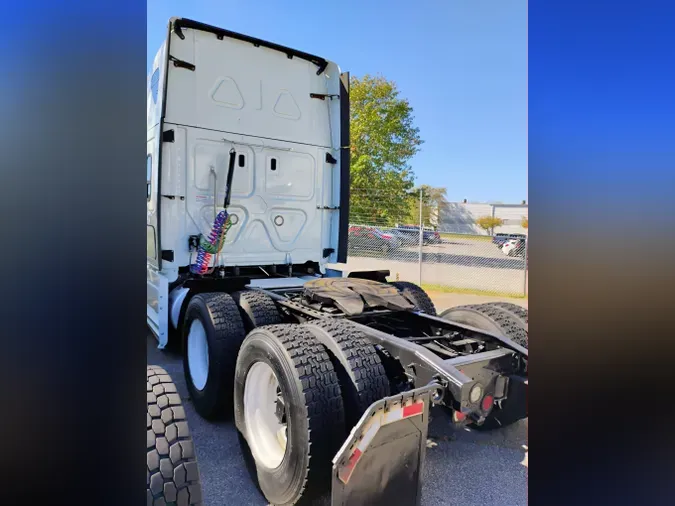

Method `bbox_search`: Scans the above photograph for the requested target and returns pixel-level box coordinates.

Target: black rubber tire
[232,290,282,332]
[147,366,202,506]
[391,281,437,315]
[438,306,528,430]
[301,319,390,430]
[439,304,528,349]
[182,292,246,420]
[481,302,528,331]
[234,324,345,506]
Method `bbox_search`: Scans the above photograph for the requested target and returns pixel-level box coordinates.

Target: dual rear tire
[182,290,283,420]
[181,292,390,505]
[234,325,344,505]
[439,302,528,349]
[439,302,528,430]
[182,293,246,419]
[178,286,527,503]
[234,321,390,505]
[390,281,437,315]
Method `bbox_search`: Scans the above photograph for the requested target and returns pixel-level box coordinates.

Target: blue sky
[148,0,528,204]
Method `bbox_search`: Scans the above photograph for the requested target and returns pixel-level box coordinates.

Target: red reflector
[346,448,362,469]
[338,448,363,483]
[482,395,494,411]
[402,402,424,418]
[453,410,466,421]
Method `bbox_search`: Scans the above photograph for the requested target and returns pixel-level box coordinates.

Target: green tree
[349,75,423,226]
[406,185,449,227]
[421,185,449,227]
[476,216,505,236]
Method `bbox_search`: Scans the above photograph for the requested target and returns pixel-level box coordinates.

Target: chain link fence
[337,189,528,297]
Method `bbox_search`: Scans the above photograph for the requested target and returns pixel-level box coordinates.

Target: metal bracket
[310,93,339,100]
[169,55,195,71]
[173,24,186,40]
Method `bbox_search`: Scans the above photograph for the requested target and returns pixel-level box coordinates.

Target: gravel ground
[148,330,528,506]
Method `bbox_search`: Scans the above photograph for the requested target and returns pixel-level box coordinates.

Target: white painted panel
[147,41,166,131]
[155,22,344,269]
[177,127,327,267]
[147,266,169,348]
[264,151,315,199]
[164,28,339,149]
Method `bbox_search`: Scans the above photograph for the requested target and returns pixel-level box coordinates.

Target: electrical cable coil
[190,210,233,274]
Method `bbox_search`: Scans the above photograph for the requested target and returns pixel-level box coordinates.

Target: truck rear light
[482,395,494,412]
[469,383,483,403]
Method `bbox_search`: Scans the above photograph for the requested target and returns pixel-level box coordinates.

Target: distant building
[435,201,528,235]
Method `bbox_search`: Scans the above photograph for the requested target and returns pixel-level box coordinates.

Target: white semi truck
[147,17,528,506]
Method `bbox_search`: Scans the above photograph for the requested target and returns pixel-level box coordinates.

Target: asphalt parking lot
[148,329,528,506]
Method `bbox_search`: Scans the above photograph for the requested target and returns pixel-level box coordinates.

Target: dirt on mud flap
[331,384,439,506]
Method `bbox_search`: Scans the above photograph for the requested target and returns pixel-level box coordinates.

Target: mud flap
[331,385,438,506]
[493,375,528,424]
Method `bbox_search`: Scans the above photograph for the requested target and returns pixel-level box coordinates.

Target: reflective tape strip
[358,416,381,451]
[382,399,424,425]
[337,448,362,484]
[402,401,424,419]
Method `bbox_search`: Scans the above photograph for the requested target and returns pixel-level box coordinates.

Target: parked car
[394,225,442,245]
[348,225,400,253]
[492,233,511,245]
[501,238,527,257]
[383,228,419,246]
[493,233,526,247]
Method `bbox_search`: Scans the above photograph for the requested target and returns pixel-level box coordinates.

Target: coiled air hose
[190,148,237,275]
